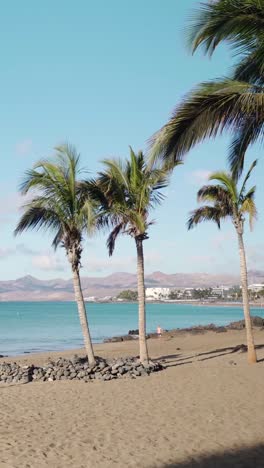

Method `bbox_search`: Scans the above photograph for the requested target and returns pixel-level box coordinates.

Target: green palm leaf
[88,147,169,255]
[15,143,98,257]
[188,0,264,56]
[149,79,264,175]
[197,184,231,206]
[233,45,264,85]
[187,206,222,230]
[238,159,257,201]
[188,161,257,232]
[209,171,238,203]
[150,2,264,175]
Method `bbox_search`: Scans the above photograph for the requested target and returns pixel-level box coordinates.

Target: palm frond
[80,178,110,210]
[187,206,222,230]
[241,195,257,230]
[52,226,65,249]
[149,79,264,169]
[240,182,257,230]
[238,159,257,201]
[89,148,169,252]
[197,184,230,205]
[15,143,98,259]
[107,223,125,256]
[233,45,264,86]
[228,121,262,178]
[100,158,129,190]
[187,0,264,56]
[189,161,257,233]
[14,206,62,238]
[209,171,238,203]
[80,199,99,237]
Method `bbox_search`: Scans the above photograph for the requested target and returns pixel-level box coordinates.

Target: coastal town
[84,283,264,303]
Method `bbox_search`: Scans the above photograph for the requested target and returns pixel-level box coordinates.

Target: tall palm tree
[88,148,169,364]
[188,160,258,364]
[150,0,264,176]
[14,144,96,366]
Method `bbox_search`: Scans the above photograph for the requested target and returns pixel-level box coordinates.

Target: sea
[1,301,264,356]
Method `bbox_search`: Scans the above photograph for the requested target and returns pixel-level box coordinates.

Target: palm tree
[187,160,258,364]
[88,148,169,364]
[14,144,96,366]
[150,0,264,176]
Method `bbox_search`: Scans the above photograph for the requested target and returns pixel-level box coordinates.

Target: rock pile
[0,355,164,385]
[0,362,34,384]
[229,316,264,330]
[105,316,264,343]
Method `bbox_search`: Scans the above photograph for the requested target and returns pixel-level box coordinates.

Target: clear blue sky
[0,0,263,280]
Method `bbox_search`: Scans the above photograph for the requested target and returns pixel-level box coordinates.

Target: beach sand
[1,329,264,468]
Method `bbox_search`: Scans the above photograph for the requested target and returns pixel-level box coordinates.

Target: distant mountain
[0,270,263,301]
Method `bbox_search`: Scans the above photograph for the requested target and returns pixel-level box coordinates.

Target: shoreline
[2,328,264,467]
[2,315,264,361]
[1,298,264,308]
[1,301,264,358]
[2,326,264,366]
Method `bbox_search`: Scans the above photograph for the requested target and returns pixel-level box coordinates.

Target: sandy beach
[0,329,264,468]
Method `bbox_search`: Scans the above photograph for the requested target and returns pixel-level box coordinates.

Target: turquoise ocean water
[1,301,263,356]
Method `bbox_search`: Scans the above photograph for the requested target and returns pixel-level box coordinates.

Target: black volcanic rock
[229,316,264,330]
[0,356,164,384]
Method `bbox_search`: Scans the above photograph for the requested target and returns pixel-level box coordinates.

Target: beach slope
[1,329,264,468]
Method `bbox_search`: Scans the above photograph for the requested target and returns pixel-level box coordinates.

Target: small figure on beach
[157,325,163,337]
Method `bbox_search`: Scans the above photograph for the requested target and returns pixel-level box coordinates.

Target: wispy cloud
[0,244,67,273]
[84,250,163,274]
[0,244,39,261]
[15,139,33,156]
[86,256,136,273]
[247,244,264,269]
[211,231,235,250]
[0,193,21,217]
[0,247,14,259]
[144,251,163,267]
[189,254,216,265]
[188,169,211,186]
[32,254,65,272]
[0,192,33,228]
[16,243,38,256]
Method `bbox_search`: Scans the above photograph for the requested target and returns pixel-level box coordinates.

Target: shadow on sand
[155,344,264,367]
[156,444,264,468]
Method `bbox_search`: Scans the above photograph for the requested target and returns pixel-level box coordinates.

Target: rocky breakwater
[228,316,264,330]
[104,316,264,342]
[0,355,164,385]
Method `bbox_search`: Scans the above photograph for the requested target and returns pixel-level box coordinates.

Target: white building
[84,296,97,302]
[183,288,194,297]
[248,284,264,293]
[145,287,170,300]
[211,286,230,297]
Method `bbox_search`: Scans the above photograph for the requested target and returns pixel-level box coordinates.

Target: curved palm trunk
[135,237,149,364]
[236,230,257,364]
[72,268,96,366]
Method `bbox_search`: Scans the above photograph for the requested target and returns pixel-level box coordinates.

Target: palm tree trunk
[72,268,96,366]
[237,230,257,364]
[135,237,149,364]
